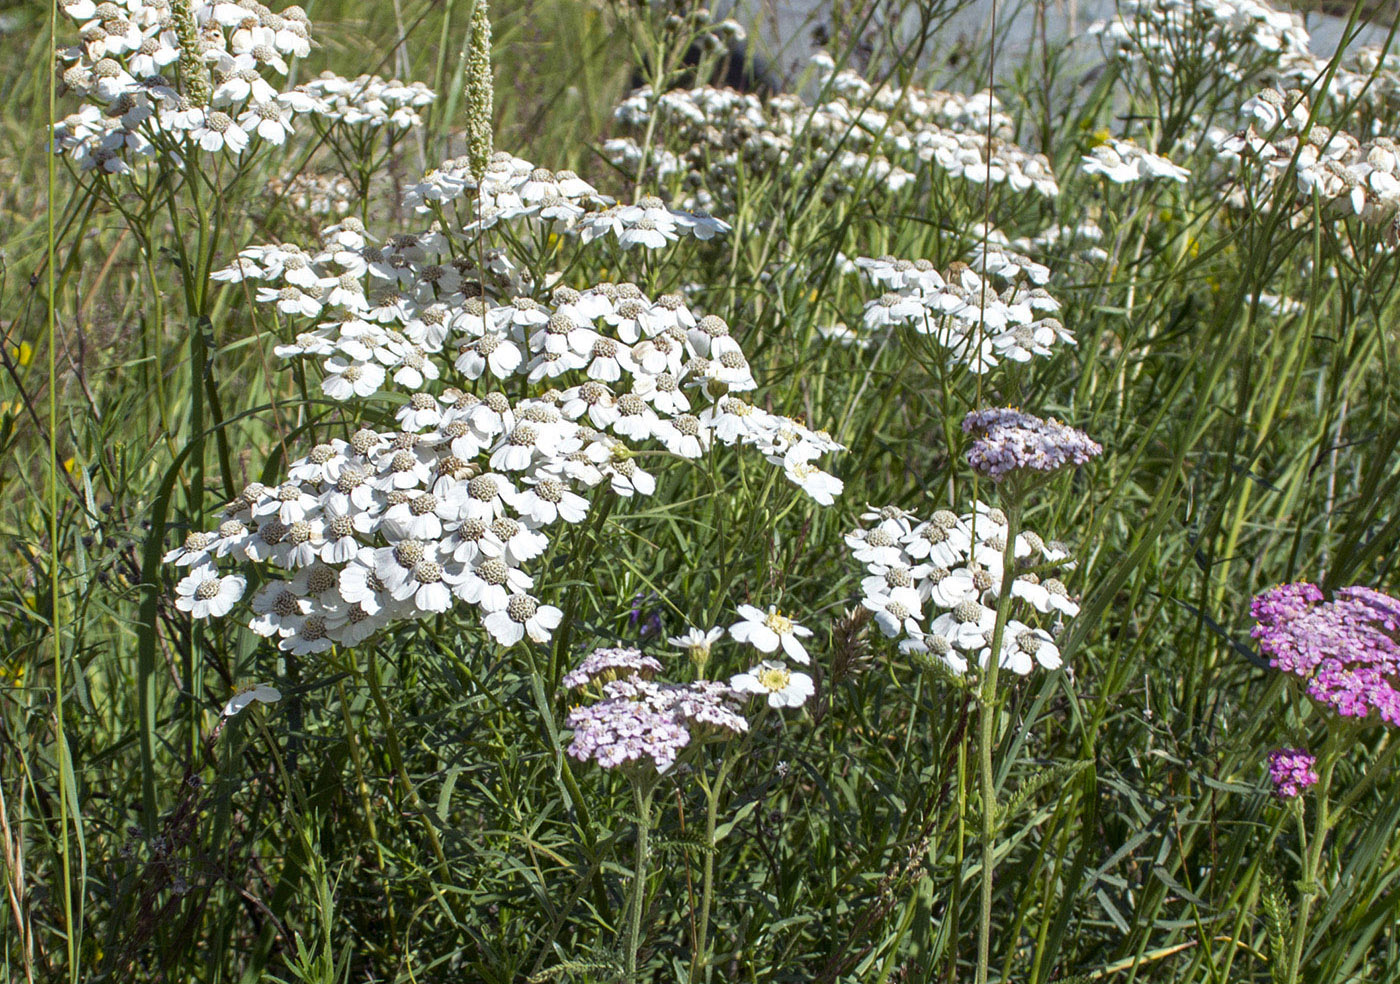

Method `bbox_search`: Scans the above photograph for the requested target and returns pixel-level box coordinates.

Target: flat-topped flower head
[566,696,691,774]
[1267,748,1318,799]
[962,407,1101,481]
[1252,582,1400,726]
[730,604,814,664]
[562,646,663,690]
[565,675,747,774]
[175,564,246,619]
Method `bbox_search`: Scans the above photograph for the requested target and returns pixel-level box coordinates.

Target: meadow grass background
[2,0,1400,981]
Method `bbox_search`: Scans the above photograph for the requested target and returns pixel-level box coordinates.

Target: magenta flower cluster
[961,408,1102,482]
[564,655,749,774]
[1251,582,1400,725]
[1267,748,1319,799]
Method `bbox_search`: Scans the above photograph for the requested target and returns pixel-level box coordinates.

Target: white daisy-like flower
[929,597,996,650]
[783,447,843,506]
[321,358,385,400]
[979,621,1062,675]
[175,565,246,619]
[861,586,924,638]
[483,592,562,645]
[730,660,814,708]
[222,683,282,717]
[729,604,814,664]
[190,109,249,154]
[239,100,295,145]
[668,625,724,664]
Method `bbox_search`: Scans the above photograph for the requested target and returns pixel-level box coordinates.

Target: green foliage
[3,0,1400,981]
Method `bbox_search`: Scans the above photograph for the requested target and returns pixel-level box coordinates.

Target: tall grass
[2,0,1399,981]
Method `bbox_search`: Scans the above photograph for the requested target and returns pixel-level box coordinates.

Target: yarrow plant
[560,630,816,979]
[846,503,1081,676]
[29,0,1400,976]
[962,408,1103,482]
[607,57,1058,214]
[1267,748,1318,799]
[848,254,1072,370]
[160,147,845,651]
[1251,582,1400,725]
[52,0,432,173]
[1249,581,1400,983]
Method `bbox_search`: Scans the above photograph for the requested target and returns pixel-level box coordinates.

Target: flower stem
[691,753,735,983]
[626,780,656,981]
[975,501,1020,984]
[1286,750,1335,983]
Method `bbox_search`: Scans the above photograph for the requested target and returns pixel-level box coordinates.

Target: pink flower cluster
[564,650,749,774]
[1251,582,1400,725]
[1267,748,1318,799]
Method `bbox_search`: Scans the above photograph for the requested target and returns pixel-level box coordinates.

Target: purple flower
[561,646,663,691]
[1267,748,1319,798]
[629,591,664,641]
[1251,582,1400,726]
[961,407,1102,482]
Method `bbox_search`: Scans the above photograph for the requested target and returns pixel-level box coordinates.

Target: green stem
[691,753,735,983]
[975,500,1021,984]
[364,649,453,883]
[626,780,656,982]
[1286,751,1335,984]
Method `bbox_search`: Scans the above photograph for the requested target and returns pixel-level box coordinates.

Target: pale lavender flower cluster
[565,672,748,774]
[962,408,1102,482]
[1251,582,1400,726]
[1267,748,1318,799]
[845,503,1081,677]
[561,647,663,690]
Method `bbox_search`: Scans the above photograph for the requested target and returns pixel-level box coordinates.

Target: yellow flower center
[756,665,791,691]
[765,609,793,635]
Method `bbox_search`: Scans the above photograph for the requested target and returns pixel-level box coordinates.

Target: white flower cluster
[169,151,844,651]
[1211,89,1400,225]
[1081,137,1190,185]
[604,58,1057,212]
[847,504,1081,677]
[52,0,431,173]
[403,153,730,247]
[1089,0,1310,85]
[1090,0,1400,118]
[853,254,1072,372]
[265,170,357,216]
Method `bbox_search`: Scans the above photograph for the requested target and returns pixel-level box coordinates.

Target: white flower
[979,622,1062,675]
[483,592,562,645]
[175,565,246,619]
[668,626,724,663]
[239,101,295,145]
[190,110,249,154]
[322,358,385,400]
[929,597,996,650]
[862,586,924,638]
[730,660,814,708]
[729,604,814,664]
[222,683,282,717]
[783,447,843,505]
